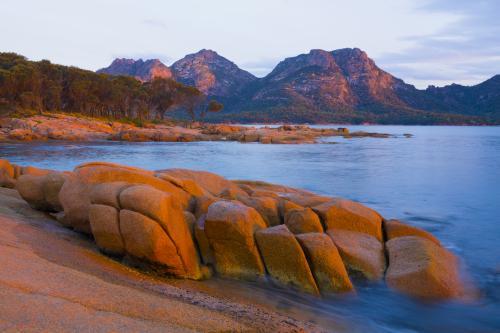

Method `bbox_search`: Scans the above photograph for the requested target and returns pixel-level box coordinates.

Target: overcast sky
[1,0,498,88]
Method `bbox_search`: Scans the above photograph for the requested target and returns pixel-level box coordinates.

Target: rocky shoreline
[0,113,393,144]
[0,158,474,303]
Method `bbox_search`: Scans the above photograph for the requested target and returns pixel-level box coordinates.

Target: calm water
[1,125,499,332]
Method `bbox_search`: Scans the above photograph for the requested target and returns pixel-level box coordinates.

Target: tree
[0,51,217,123]
[199,100,223,122]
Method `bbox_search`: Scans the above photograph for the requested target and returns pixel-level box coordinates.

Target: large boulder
[156,173,208,197]
[314,199,383,241]
[0,160,16,188]
[119,185,202,279]
[239,196,281,227]
[58,163,191,234]
[20,166,53,177]
[296,233,353,293]
[88,204,124,256]
[384,219,440,245]
[280,193,331,208]
[285,208,323,234]
[42,173,67,211]
[204,200,266,280]
[386,236,465,300]
[327,229,385,281]
[255,225,319,295]
[16,173,66,212]
[0,168,16,188]
[119,209,185,275]
[0,159,15,179]
[157,169,246,197]
[278,199,303,220]
[89,182,131,209]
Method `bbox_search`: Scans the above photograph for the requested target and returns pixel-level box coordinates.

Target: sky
[1,0,498,89]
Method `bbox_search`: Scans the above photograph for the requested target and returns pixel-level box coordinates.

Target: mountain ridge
[97,48,500,124]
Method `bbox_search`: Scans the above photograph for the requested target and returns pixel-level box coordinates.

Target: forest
[0,53,222,121]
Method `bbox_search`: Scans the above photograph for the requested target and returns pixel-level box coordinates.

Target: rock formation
[0,158,473,300]
[97,58,173,82]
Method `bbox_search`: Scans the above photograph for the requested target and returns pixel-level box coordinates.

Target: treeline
[0,52,221,121]
[209,105,496,125]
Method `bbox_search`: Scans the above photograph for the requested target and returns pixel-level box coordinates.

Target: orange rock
[384,219,440,245]
[119,185,202,279]
[16,173,66,212]
[16,175,44,210]
[20,166,53,177]
[0,159,15,179]
[255,225,319,295]
[205,201,266,281]
[314,199,383,241]
[0,169,16,188]
[119,209,185,275]
[251,189,280,199]
[218,187,247,200]
[296,233,353,293]
[386,236,465,300]
[239,196,281,226]
[282,193,331,208]
[156,173,208,197]
[194,195,218,219]
[89,204,124,256]
[327,229,385,281]
[58,163,191,234]
[285,208,323,234]
[278,199,303,221]
[157,169,246,197]
[89,182,131,209]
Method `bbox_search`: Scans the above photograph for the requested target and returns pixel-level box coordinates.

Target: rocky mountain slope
[98,49,500,124]
[170,49,258,101]
[97,58,173,81]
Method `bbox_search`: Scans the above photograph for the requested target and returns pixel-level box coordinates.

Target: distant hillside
[97,48,500,124]
[171,49,257,101]
[97,58,173,82]
[0,53,205,121]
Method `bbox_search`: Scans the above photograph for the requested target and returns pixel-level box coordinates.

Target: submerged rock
[386,236,465,300]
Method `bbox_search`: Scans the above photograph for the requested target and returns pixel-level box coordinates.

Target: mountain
[97,58,173,82]
[170,49,257,100]
[98,49,500,124]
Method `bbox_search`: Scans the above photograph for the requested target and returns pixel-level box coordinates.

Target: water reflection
[1,125,499,332]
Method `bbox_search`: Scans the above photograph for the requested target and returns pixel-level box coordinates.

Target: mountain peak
[97,58,172,81]
[171,50,257,97]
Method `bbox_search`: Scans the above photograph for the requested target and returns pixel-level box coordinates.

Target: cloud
[376,0,500,88]
[141,19,168,31]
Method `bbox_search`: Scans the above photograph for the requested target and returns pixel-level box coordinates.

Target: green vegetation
[0,53,222,121]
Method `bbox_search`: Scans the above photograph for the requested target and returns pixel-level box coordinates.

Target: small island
[0,113,392,144]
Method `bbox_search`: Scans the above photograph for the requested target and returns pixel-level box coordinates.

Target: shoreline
[0,187,329,332]
[0,113,393,144]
